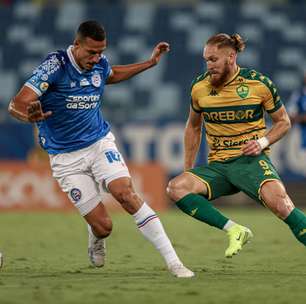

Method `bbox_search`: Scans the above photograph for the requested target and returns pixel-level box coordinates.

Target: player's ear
[228,50,236,65]
[73,38,80,47]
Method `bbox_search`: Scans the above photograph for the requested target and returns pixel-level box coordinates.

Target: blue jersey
[25,46,112,154]
[296,89,306,148]
[289,87,306,148]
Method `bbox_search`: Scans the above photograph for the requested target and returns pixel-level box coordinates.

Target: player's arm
[290,112,306,124]
[8,86,52,123]
[184,106,203,171]
[242,105,291,156]
[106,42,170,84]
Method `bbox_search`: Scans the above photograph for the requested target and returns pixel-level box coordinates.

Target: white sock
[223,220,236,231]
[133,202,182,267]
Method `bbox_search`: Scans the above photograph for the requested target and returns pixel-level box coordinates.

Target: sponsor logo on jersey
[212,134,259,148]
[65,94,100,110]
[203,109,255,122]
[70,188,82,203]
[209,89,218,96]
[91,72,101,87]
[40,82,49,91]
[80,78,90,86]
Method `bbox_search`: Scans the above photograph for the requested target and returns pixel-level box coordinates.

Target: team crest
[236,84,249,99]
[70,188,82,203]
[91,72,101,87]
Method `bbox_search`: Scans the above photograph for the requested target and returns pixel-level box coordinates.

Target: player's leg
[229,154,306,248]
[84,202,112,267]
[260,180,306,246]
[60,174,112,267]
[108,176,194,278]
[167,172,230,229]
[93,132,194,277]
[167,167,253,258]
[50,150,112,267]
[0,251,3,269]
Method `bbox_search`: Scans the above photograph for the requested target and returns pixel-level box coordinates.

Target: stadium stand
[0,1,306,158]
[1,1,306,124]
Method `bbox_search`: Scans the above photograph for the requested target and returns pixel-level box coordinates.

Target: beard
[209,62,231,88]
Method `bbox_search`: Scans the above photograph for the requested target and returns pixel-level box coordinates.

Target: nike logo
[190,208,198,216]
[298,228,306,236]
[236,233,242,241]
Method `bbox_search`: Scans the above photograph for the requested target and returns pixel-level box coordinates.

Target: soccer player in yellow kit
[167,33,306,257]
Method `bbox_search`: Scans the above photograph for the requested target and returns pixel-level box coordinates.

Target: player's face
[203,44,234,87]
[74,37,107,70]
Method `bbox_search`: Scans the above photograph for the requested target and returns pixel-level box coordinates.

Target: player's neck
[223,64,239,86]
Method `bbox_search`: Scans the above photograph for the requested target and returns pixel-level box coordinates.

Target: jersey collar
[67,45,83,74]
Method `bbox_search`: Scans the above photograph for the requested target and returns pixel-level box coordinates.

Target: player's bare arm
[290,112,306,124]
[8,86,52,123]
[106,42,170,84]
[184,106,203,170]
[242,105,291,156]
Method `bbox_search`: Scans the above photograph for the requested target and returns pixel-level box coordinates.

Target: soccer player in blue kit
[8,20,194,278]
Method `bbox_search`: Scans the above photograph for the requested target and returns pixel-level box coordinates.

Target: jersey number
[258,160,273,176]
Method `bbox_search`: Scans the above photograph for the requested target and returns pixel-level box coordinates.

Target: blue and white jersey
[25,46,112,154]
[288,87,306,148]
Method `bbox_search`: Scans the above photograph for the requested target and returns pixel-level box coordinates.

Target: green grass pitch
[0,208,305,304]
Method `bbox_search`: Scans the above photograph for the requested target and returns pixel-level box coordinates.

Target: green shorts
[188,153,281,204]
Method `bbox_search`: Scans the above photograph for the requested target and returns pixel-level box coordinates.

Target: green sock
[284,208,306,246]
[176,193,229,230]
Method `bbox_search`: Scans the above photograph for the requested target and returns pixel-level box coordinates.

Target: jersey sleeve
[190,77,202,113]
[190,92,202,113]
[25,52,62,96]
[260,75,283,113]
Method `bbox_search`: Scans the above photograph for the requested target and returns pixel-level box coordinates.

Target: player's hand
[242,140,262,156]
[27,100,52,122]
[150,42,170,65]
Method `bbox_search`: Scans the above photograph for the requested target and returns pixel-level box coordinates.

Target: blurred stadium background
[0,0,306,212]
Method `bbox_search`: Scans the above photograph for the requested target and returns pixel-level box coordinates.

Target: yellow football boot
[225,224,253,258]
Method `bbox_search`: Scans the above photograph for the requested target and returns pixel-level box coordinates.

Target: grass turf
[0,208,305,304]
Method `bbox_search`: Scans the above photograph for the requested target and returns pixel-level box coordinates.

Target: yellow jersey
[190,67,283,162]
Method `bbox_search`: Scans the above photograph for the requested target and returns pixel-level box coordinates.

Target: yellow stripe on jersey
[190,67,283,162]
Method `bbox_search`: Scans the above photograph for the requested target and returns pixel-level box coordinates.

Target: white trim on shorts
[78,195,101,216]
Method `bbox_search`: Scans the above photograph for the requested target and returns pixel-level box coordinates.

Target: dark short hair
[77,20,106,41]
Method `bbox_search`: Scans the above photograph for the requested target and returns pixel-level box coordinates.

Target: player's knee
[113,186,140,213]
[91,218,113,238]
[261,184,290,218]
[115,185,136,204]
[274,201,290,218]
[167,179,187,202]
[268,198,290,218]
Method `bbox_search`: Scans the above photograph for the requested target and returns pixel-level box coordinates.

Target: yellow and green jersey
[190,67,283,162]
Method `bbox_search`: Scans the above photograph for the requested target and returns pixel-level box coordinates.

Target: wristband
[257,136,269,150]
